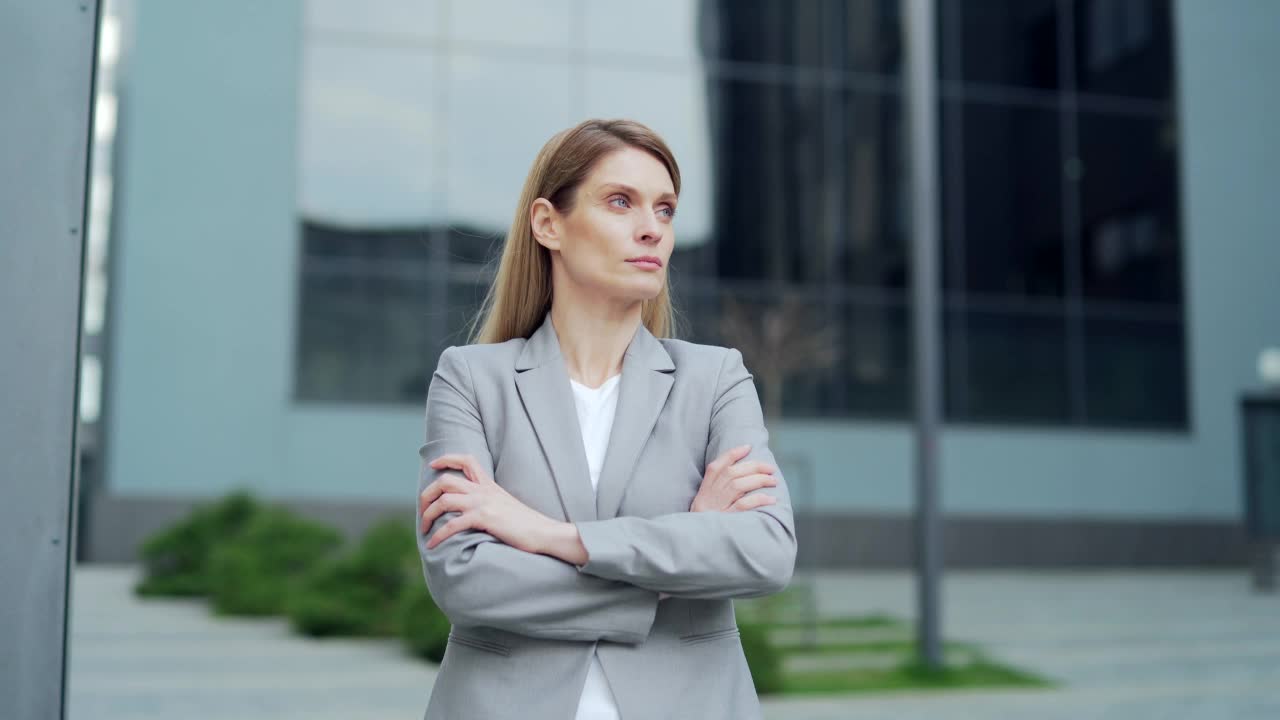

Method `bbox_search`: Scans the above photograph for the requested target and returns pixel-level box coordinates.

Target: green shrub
[288,558,389,636]
[351,518,419,584]
[208,508,343,616]
[740,621,784,695]
[135,491,260,597]
[288,519,419,637]
[399,583,451,663]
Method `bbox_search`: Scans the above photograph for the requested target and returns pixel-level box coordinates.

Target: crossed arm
[416,346,796,645]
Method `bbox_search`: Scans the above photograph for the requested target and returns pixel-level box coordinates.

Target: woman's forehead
[585,149,676,198]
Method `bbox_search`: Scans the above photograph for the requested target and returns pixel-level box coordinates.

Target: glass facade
[294,0,1184,430]
[939,0,1184,428]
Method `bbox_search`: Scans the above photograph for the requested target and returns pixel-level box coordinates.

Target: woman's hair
[466,118,681,345]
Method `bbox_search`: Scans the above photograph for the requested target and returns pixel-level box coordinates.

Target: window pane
[1083,311,1186,427]
[449,0,575,52]
[673,287,907,418]
[838,295,911,417]
[299,43,440,225]
[949,308,1071,423]
[305,0,441,40]
[832,0,903,76]
[837,88,909,290]
[706,76,904,289]
[1073,0,1173,100]
[706,75,828,284]
[1078,110,1181,303]
[706,0,901,75]
[294,222,435,404]
[946,100,1065,298]
[446,56,574,234]
[941,0,1060,91]
[585,0,702,62]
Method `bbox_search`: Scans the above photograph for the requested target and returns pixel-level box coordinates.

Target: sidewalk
[68,566,1280,719]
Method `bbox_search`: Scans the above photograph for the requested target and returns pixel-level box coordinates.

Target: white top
[568,374,623,720]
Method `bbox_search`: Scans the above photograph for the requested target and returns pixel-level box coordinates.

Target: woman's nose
[637,217,662,245]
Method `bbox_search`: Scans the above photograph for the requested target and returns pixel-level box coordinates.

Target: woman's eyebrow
[598,182,677,204]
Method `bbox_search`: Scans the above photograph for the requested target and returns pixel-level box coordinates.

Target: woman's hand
[419,453,557,553]
[689,444,779,513]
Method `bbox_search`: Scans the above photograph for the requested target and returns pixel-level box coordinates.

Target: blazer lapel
[514,315,597,524]
[513,313,677,525]
[595,323,675,521]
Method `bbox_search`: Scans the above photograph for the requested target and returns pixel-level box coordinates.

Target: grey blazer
[416,312,797,720]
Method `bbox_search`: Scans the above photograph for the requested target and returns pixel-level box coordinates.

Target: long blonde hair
[467,119,681,345]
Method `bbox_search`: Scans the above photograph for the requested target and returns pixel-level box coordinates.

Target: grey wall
[0,1,99,717]
[105,1,303,499]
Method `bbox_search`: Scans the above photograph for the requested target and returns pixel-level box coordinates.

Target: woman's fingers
[704,444,751,482]
[419,491,455,532]
[420,493,469,534]
[729,472,778,495]
[427,514,474,549]
[723,461,776,481]
[729,493,778,512]
[418,473,470,518]
[429,454,488,483]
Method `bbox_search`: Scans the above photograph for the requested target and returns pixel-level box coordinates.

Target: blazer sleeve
[572,348,798,600]
[416,346,660,645]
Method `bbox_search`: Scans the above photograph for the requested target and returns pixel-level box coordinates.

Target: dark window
[709,0,902,76]
[939,0,1184,429]
[944,100,1066,298]
[1082,309,1186,427]
[1074,0,1173,100]
[293,221,485,405]
[940,0,1060,91]
[1077,110,1181,304]
[949,307,1072,423]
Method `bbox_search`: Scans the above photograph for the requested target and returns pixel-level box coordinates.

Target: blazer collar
[514,312,675,372]
[513,312,675,522]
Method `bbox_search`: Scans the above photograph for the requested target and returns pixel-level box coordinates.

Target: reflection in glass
[294,222,434,404]
[940,0,1060,91]
[1083,311,1186,427]
[951,308,1071,423]
[944,100,1065,298]
[299,42,440,225]
[707,76,828,284]
[450,0,576,52]
[1073,0,1173,100]
[1078,110,1181,303]
[707,77,905,290]
[447,55,575,234]
[707,0,901,75]
[585,0,702,62]
[305,0,441,41]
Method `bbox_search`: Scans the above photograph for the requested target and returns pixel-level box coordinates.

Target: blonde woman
[416,118,796,720]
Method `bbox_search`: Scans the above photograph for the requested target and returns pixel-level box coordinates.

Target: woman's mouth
[626,256,663,271]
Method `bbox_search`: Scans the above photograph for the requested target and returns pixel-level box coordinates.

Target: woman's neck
[549,295,643,389]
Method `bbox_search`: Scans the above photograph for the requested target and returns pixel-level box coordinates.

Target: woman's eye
[659,206,676,219]
[609,196,630,208]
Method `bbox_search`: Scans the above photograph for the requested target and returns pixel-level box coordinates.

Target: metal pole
[0,1,100,717]
[903,0,944,670]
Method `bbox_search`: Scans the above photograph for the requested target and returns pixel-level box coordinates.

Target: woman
[416,118,796,720]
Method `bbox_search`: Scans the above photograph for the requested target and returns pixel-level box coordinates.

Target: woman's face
[536,146,677,304]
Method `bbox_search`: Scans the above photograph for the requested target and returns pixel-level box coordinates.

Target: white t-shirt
[569,374,623,720]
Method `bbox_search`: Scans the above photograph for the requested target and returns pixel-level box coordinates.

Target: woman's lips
[626,257,663,270]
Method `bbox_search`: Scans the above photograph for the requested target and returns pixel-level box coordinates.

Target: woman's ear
[530,198,561,252]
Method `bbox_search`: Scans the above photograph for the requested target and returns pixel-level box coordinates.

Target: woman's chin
[599,278,664,303]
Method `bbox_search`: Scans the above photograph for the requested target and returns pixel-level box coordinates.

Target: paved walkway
[68,566,1280,719]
